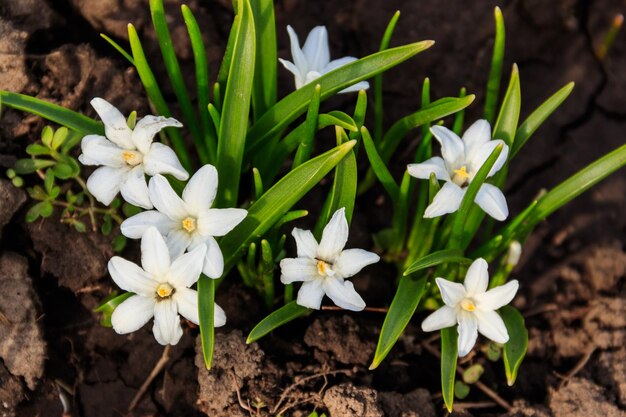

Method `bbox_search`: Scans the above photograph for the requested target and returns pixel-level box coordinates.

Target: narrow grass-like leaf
[293,85,321,168]
[93,292,133,327]
[511,82,574,158]
[390,171,412,252]
[493,64,521,147]
[216,0,256,208]
[441,326,458,412]
[127,24,191,171]
[217,12,239,89]
[484,6,506,124]
[273,209,308,230]
[420,78,431,139]
[370,276,427,369]
[220,141,357,273]
[252,167,264,201]
[182,4,217,162]
[403,249,471,276]
[361,126,399,202]
[198,276,216,369]
[0,91,103,135]
[374,10,401,144]
[501,306,528,386]
[100,33,135,65]
[248,41,435,148]
[250,0,277,119]
[453,87,467,134]
[150,0,206,162]
[207,103,221,132]
[247,301,310,343]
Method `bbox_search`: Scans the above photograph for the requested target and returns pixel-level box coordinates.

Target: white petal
[286,25,308,75]
[292,228,319,259]
[296,279,325,310]
[168,244,206,288]
[200,236,225,279]
[141,227,171,279]
[148,175,189,220]
[467,140,509,178]
[421,306,457,332]
[175,287,199,324]
[152,299,183,345]
[302,26,330,71]
[78,135,125,167]
[457,312,479,357]
[111,295,155,334]
[279,58,302,78]
[165,229,192,259]
[317,207,349,262]
[214,303,227,327]
[462,119,491,157]
[121,211,174,239]
[424,182,465,218]
[323,279,366,311]
[338,81,370,94]
[132,115,182,154]
[475,310,509,344]
[182,164,218,213]
[108,257,157,296]
[86,166,127,206]
[334,248,379,278]
[197,208,247,237]
[463,258,489,296]
[475,183,509,221]
[407,157,450,181]
[323,56,357,73]
[435,277,466,307]
[430,125,465,169]
[475,280,519,311]
[90,98,134,149]
[143,142,189,180]
[119,165,152,209]
[280,258,318,284]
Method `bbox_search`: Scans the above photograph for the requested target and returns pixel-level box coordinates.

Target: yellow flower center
[156,283,174,298]
[122,150,142,166]
[460,298,476,312]
[181,217,197,233]
[316,259,334,276]
[452,165,470,187]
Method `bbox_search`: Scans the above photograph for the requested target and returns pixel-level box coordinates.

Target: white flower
[421,258,519,357]
[109,227,226,345]
[279,25,369,93]
[407,120,509,220]
[120,165,247,279]
[279,208,379,311]
[78,97,189,209]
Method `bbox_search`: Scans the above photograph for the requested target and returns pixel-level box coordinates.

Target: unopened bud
[506,241,522,267]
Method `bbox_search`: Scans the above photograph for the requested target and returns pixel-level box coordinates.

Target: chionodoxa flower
[407,120,509,220]
[109,227,225,345]
[279,25,369,93]
[79,98,188,209]
[421,258,519,357]
[280,208,380,311]
[120,164,247,279]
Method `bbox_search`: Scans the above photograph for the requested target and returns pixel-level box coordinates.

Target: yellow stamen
[122,151,141,166]
[156,283,173,298]
[181,217,196,233]
[460,298,476,312]
[317,260,328,275]
[453,166,469,179]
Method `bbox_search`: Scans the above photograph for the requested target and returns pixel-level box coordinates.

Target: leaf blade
[246,301,310,343]
[501,306,528,386]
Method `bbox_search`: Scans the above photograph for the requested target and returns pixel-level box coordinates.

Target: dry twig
[128,345,171,412]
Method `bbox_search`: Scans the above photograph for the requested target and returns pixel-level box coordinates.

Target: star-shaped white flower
[407,120,509,220]
[78,97,189,209]
[421,258,519,357]
[279,25,369,93]
[280,208,380,311]
[120,164,247,279]
[109,227,226,345]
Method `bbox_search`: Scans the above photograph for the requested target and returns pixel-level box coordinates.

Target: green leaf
[44,169,54,194]
[41,126,54,147]
[493,64,521,147]
[14,159,55,174]
[198,276,216,369]
[441,326,458,413]
[370,276,427,369]
[215,0,256,208]
[374,10,401,143]
[73,220,87,232]
[247,41,435,148]
[52,162,77,180]
[112,234,127,252]
[94,292,133,327]
[292,85,322,168]
[100,33,135,65]
[220,140,356,273]
[403,249,471,276]
[484,6,506,124]
[361,126,399,202]
[51,127,69,150]
[150,0,206,162]
[0,91,103,135]
[26,144,50,156]
[250,0,277,119]
[454,381,470,399]
[25,201,53,222]
[246,301,310,343]
[501,306,528,386]
[511,82,574,159]
[463,364,485,384]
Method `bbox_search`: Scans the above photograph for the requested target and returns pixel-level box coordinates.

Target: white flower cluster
[80,98,246,345]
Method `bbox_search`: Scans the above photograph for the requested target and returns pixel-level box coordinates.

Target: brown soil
[1,0,625,416]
